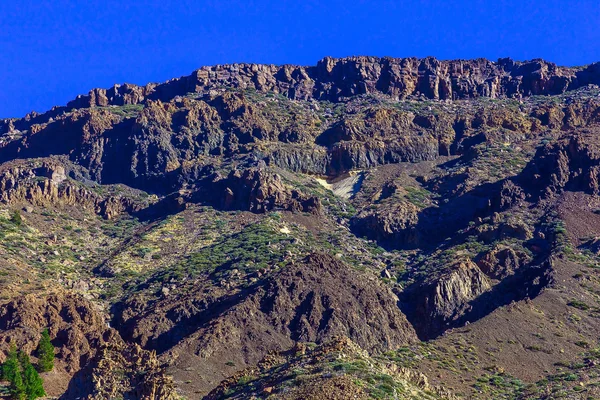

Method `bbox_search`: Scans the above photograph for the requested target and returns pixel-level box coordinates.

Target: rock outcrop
[3,74,600,200]
[66,57,600,108]
[0,160,143,219]
[402,259,492,339]
[477,246,531,279]
[203,167,321,213]
[0,291,113,373]
[521,128,600,198]
[0,291,177,399]
[62,342,178,400]
[350,200,420,248]
[317,108,444,174]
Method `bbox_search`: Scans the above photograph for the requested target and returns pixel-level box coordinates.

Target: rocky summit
[1,56,600,399]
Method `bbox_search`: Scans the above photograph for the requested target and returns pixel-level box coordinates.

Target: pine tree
[19,353,45,400]
[2,344,19,382]
[35,329,54,373]
[10,366,25,400]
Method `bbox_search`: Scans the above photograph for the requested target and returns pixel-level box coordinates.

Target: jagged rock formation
[64,57,600,108]
[0,291,176,398]
[203,167,321,213]
[477,246,531,279]
[62,342,178,400]
[317,107,444,173]
[0,291,113,373]
[521,128,600,197]
[0,160,145,219]
[350,200,420,247]
[402,259,492,339]
[3,69,600,199]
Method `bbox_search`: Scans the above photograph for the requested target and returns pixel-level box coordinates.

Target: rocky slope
[0,291,177,399]
[204,337,452,400]
[112,253,418,394]
[1,56,600,399]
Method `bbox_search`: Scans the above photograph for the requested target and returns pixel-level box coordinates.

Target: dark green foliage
[1,347,45,400]
[10,366,25,400]
[472,373,525,398]
[100,103,144,118]
[153,222,290,283]
[2,344,19,382]
[186,222,288,273]
[404,186,431,208]
[1,345,26,400]
[35,329,54,372]
[567,299,590,310]
[20,353,45,400]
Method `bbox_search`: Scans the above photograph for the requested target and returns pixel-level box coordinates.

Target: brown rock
[477,247,532,279]
[114,254,418,394]
[0,290,176,399]
[67,57,600,107]
[402,259,492,339]
[207,167,321,213]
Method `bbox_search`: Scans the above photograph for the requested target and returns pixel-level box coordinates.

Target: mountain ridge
[1,56,600,399]
[4,56,600,124]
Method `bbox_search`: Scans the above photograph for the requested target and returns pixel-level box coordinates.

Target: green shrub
[10,211,22,227]
[35,330,54,372]
[567,300,590,311]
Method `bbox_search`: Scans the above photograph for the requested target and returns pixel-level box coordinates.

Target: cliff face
[66,56,600,108]
[0,160,145,219]
[3,87,600,203]
[520,129,600,197]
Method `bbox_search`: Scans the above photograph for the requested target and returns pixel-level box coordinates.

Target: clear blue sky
[1,0,599,118]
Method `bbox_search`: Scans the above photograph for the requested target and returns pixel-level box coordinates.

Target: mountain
[1,56,600,399]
